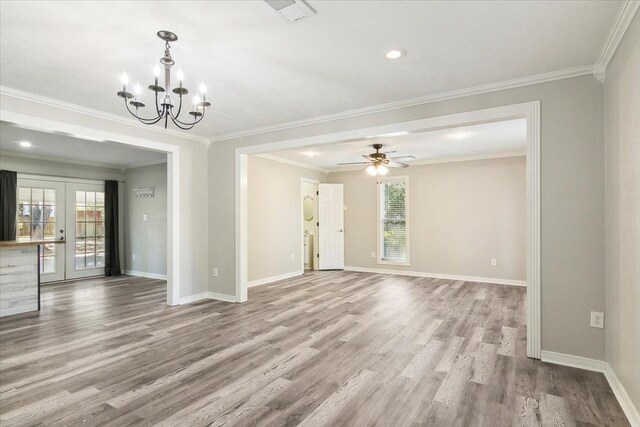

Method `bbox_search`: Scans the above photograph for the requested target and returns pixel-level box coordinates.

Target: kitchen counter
[0,240,65,317]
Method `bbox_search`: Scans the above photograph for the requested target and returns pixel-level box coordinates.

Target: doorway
[1,112,181,306]
[301,178,319,272]
[237,101,541,359]
[17,177,109,282]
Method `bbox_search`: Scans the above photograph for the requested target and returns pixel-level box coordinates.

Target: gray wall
[209,75,606,360]
[328,156,526,281]
[248,155,325,282]
[604,14,639,408]
[124,163,167,276]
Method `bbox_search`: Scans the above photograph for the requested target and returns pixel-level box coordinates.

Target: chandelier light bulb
[377,165,389,175]
[193,95,201,105]
[199,82,207,94]
[120,71,129,85]
[134,82,142,95]
[176,68,184,81]
[366,165,378,176]
[153,64,161,78]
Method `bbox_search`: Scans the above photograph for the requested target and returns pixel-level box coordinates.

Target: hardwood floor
[0,271,629,426]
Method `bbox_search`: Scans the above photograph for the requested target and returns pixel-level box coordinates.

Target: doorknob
[338,229,343,232]
[58,236,65,240]
[59,229,64,233]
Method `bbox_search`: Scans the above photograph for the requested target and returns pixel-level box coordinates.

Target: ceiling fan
[338,144,416,176]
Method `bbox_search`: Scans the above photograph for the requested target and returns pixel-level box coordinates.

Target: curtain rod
[16,172,125,184]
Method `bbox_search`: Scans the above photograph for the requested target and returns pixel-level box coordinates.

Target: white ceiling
[267,118,526,171]
[0,122,166,170]
[0,1,621,139]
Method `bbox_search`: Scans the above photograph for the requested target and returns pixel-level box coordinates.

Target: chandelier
[116,31,209,131]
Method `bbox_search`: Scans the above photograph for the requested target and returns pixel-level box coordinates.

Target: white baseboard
[207,292,238,303]
[179,292,210,305]
[248,270,304,288]
[541,350,639,426]
[124,270,167,280]
[604,364,640,427]
[179,291,238,305]
[343,266,526,287]
[540,350,607,372]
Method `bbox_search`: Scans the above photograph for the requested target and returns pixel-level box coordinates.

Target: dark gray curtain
[0,170,17,241]
[104,180,121,276]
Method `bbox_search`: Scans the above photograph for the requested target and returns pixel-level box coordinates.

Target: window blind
[380,179,407,262]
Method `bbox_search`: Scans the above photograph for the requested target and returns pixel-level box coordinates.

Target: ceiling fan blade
[337,161,371,166]
[389,155,416,161]
[386,161,410,168]
[362,155,375,161]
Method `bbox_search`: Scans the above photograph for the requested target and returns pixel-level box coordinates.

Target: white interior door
[318,183,344,270]
[16,179,66,282]
[65,183,106,279]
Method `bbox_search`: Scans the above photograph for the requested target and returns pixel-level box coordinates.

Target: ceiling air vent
[264,0,316,23]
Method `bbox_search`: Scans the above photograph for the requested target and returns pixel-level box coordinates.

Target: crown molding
[0,149,128,171]
[329,151,526,173]
[593,0,640,82]
[210,65,593,144]
[255,153,330,174]
[124,158,168,170]
[0,148,166,172]
[0,86,210,145]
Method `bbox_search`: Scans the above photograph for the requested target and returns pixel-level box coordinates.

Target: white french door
[65,183,106,279]
[16,178,106,282]
[16,179,66,282]
[318,183,344,270]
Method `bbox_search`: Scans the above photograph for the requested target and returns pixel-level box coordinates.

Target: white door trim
[0,109,181,306]
[301,177,320,273]
[236,101,541,358]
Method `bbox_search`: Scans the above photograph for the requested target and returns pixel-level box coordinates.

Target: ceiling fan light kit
[117,31,209,131]
[338,143,415,176]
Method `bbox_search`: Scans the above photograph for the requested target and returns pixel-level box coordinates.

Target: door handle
[58,236,65,240]
[338,229,343,232]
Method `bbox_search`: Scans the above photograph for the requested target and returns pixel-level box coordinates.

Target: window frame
[377,175,410,266]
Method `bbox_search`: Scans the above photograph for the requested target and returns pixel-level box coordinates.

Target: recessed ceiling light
[303,150,318,157]
[384,48,406,60]
[18,141,32,148]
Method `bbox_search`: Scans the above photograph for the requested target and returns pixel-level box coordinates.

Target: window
[378,176,409,264]
[75,190,106,269]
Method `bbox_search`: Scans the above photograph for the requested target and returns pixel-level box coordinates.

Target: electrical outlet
[213,268,218,277]
[590,311,604,328]
[291,253,295,260]
[491,258,497,266]
[132,254,136,262]
[370,251,376,258]
[143,214,148,221]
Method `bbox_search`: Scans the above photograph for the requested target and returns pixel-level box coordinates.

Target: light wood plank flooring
[0,271,629,426]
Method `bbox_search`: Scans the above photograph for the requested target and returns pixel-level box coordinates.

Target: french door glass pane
[17,186,58,274]
[74,191,105,270]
